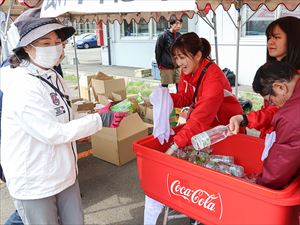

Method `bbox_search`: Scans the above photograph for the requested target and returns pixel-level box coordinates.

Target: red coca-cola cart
[133,127,300,225]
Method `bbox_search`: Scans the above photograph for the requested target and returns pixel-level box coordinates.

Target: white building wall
[113,41,156,68]
[104,21,157,68]
[197,7,268,85]
[105,7,270,86]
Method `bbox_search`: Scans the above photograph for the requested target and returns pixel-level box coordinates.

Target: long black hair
[266,16,300,69]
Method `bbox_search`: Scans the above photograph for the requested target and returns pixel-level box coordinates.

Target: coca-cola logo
[167,174,223,220]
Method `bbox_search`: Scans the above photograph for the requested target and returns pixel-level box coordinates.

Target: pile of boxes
[78,72,149,166]
[77,71,182,166]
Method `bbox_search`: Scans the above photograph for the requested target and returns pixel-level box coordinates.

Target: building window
[181,15,189,33]
[242,4,300,37]
[153,14,189,37]
[79,23,85,34]
[75,21,96,35]
[90,21,96,32]
[121,19,149,37]
[153,17,168,37]
[242,5,275,36]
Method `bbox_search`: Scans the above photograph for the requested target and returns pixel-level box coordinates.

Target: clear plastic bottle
[191,125,230,151]
[110,94,144,113]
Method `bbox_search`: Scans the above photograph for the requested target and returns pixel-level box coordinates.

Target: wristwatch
[240,114,248,127]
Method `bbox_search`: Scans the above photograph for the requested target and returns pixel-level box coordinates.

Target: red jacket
[171,59,244,148]
[256,78,300,189]
[247,102,278,139]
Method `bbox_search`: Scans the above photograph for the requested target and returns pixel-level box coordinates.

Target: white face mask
[30,44,63,69]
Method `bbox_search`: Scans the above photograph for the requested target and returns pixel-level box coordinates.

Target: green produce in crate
[110,95,144,113]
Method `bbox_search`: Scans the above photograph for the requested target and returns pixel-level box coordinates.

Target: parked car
[69,33,94,46]
[76,34,99,49]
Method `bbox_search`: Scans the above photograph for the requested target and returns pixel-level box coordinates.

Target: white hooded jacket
[0,63,102,200]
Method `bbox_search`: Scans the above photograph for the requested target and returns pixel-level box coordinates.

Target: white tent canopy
[41,0,197,23]
[196,0,300,12]
[38,0,198,97]
[0,0,39,19]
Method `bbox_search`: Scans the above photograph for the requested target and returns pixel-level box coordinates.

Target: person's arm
[155,34,164,67]
[173,68,225,148]
[15,107,102,146]
[13,84,102,145]
[256,117,300,189]
[170,75,193,107]
[228,106,278,135]
[247,106,278,131]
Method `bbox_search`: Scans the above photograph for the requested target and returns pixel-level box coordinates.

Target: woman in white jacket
[0,8,126,225]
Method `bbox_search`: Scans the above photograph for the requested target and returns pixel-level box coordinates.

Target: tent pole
[0,0,13,63]
[235,9,241,97]
[106,23,112,65]
[72,35,81,98]
[212,12,219,65]
[3,0,13,35]
[197,12,218,64]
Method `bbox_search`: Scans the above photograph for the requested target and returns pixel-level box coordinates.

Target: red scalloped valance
[196,0,300,12]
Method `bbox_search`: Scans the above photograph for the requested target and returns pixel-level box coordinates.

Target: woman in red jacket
[167,32,244,152]
[243,16,300,139]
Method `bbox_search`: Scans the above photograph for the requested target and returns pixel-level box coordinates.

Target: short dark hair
[171,32,211,61]
[9,48,29,68]
[252,61,297,96]
[266,16,300,69]
[169,15,183,25]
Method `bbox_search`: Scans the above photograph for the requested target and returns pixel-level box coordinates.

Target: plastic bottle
[110,94,144,113]
[191,125,230,151]
[209,155,234,164]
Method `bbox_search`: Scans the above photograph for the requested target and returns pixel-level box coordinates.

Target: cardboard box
[91,78,126,101]
[79,74,95,100]
[134,68,151,78]
[144,122,153,135]
[80,72,125,102]
[97,91,125,105]
[97,95,110,105]
[92,113,148,166]
[71,98,95,112]
[138,98,153,123]
[93,72,113,81]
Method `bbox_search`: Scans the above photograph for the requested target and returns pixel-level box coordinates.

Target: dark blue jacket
[155,29,181,69]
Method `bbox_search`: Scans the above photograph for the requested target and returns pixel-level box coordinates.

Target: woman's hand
[228,114,244,135]
[98,103,127,128]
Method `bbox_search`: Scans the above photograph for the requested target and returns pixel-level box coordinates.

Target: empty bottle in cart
[191,125,230,150]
